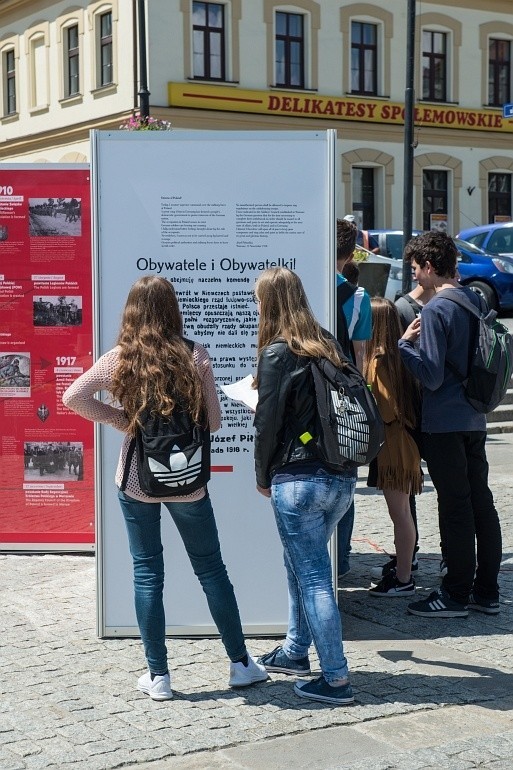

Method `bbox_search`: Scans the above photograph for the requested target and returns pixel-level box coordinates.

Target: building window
[66,24,80,96]
[351,22,377,95]
[275,11,304,88]
[99,11,113,86]
[488,39,510,107]
[4,49,16,115]
[489,173,512,222]
[423,170,448,231]
[352,167,375,228]
[192,1,225,80]
[422,30,447,101]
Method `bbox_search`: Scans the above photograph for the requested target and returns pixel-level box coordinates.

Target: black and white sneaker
[468,592,500,615]
[369,570,415,597]
[439,559,448,577]
[408,588,468,618]
[370,555,419,580]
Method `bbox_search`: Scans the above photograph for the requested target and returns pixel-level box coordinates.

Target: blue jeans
[118,490,246,674]
[271,469,356,683]
[336,500,354,574]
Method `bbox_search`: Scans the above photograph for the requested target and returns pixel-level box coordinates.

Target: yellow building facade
[1,0,513,231]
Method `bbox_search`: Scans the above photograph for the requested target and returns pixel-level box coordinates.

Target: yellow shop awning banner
[168,82,513,133]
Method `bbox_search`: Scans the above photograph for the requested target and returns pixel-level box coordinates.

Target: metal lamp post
[137,0,150,120]
[402,0,416,294]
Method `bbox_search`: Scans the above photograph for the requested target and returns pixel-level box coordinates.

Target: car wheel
[467,281,498,311]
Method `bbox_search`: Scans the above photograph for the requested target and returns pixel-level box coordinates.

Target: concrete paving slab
[133,702,513,770]
[352,701,513,749]
[134,726,390,769]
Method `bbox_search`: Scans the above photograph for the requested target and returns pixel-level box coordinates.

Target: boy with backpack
[335,220,372,580]
[336,221,372,374]
[398,231,502,618]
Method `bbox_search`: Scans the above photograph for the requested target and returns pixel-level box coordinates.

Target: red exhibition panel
[0,167,94,548]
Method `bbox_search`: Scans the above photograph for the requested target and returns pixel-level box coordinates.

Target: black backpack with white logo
[120,339,211,497]
[439,289,513,414]
[293,344,384,469]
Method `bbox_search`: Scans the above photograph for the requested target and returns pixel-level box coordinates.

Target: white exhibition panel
[92,130,336,637]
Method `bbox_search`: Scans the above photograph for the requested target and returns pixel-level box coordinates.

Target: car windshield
[454,238,487,255]
[464,232,488,249]
[487,228,513,254]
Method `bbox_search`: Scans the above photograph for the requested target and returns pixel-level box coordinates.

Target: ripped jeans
[271,468,356,682]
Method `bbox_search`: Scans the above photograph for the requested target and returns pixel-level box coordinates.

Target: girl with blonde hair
[365,297,422,597]
[63,276,267,700]
[254,267,357,706]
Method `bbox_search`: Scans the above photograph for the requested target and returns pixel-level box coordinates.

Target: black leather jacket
[254,340,318,489]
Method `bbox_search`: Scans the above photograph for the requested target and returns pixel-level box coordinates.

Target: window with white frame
[489,173,512,222]
[423,169,448,231]
[193,1,226,80]
[422,30,447,102]
[275,10,305,88]
[488,38,511,107]
[65,24,80,96]
[351,21,378,96]
[3,49,16,115]
[352,167,376,228]
[98,10,113,87]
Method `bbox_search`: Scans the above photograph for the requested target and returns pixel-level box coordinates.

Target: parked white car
[353,247,411,301]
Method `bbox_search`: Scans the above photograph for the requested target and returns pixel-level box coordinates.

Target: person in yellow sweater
[364,297,422,597]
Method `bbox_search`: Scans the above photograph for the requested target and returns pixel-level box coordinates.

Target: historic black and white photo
[33,295,82,326]
[28,197,82,236]
[24,442,84,481]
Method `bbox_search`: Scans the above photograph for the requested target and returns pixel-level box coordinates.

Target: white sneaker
[137,671,173,701]
[229,655,269,688]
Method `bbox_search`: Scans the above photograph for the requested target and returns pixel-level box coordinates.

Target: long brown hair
[254,267,344,371]
[364,297,419,427]
[111,276,204,435]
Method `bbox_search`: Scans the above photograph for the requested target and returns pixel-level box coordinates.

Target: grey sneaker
[258,645,311,676]
[294,676,354,705]
[468,592,500,615]
[137,671,173,701]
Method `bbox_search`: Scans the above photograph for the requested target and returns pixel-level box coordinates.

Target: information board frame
[0,164,94,552]
[92,130,336,637]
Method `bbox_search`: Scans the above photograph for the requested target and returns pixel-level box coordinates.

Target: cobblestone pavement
[0,434,511,770]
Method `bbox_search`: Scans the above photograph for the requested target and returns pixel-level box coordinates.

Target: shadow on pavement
[168,664,513,711]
